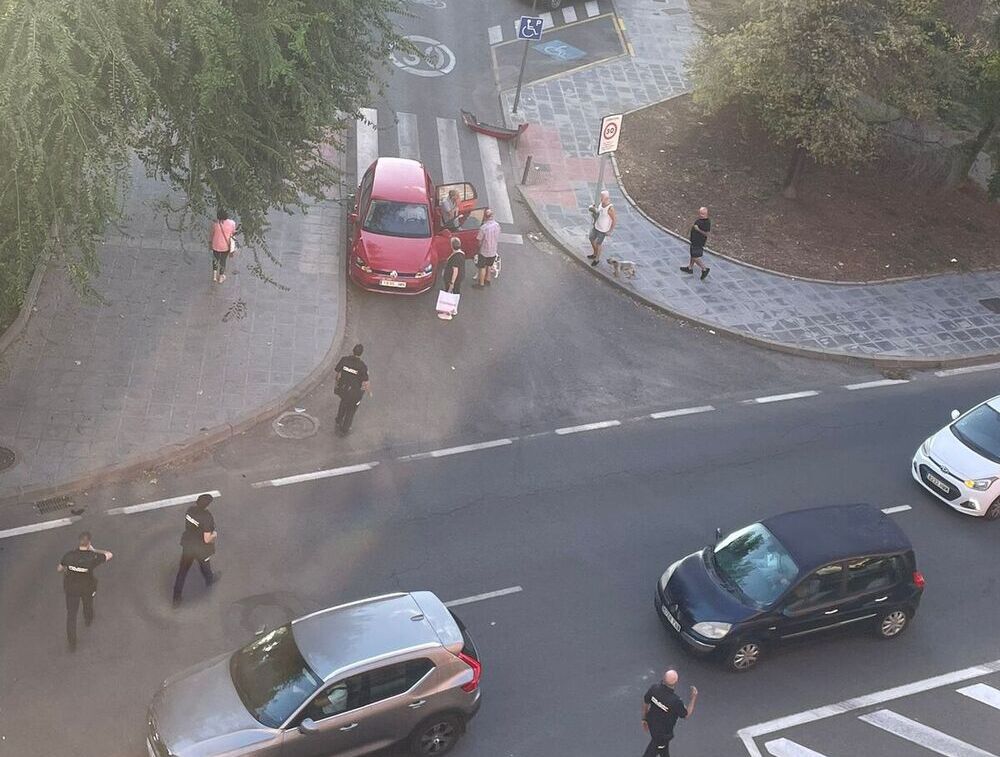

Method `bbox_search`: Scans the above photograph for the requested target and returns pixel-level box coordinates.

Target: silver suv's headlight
[964,477,997,491]
[692,621,731,639]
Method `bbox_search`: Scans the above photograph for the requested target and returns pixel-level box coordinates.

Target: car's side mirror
[298,718,319,735]
[950,409,961,421]
[714,528,722,544]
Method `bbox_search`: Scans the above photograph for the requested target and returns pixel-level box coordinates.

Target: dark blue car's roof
[761,504,912,573]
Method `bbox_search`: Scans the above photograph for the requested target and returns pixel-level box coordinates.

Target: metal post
[512,0,538,114]
[594,154,608,205]
[521,155,533,185]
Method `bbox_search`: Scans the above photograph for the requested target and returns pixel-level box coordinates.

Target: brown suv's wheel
[410,714,463,756]
[875,608,910,639]
[724,640,763,672]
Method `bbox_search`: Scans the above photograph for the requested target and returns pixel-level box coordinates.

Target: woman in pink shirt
[210,209,237,283]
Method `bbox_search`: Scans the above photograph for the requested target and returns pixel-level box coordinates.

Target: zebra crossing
[739,662,1000,756]
[487,0,612,46]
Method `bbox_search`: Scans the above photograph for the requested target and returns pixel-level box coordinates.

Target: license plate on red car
[379,279,406,288]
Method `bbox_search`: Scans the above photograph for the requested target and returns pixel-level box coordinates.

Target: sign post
[595,113,623,203]
[512,3,543,114]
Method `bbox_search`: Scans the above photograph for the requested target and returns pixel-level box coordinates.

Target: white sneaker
[213,271,219,283]
[219,274,227,283]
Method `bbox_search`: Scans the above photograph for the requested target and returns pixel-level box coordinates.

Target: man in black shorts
[641,669,698,756]
[680,206,711,280]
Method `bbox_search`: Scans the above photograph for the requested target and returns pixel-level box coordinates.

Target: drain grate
[0,446,14,473]
[34,495,74,516]
[272,411,319,440]
[979,298,1000,314]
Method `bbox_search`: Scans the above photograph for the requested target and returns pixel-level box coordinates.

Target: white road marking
[436,117,464,183]
[0,516,80,540]
[585,0,600,17]
[844,379,910,391]
[858,709,998,757]
[499,232,523,245]
[764,739,828,757]
[743,391,820,405]
[106,490,222,516]
[738,658,1000,757]
[539,11,554,28]
[561,5,578,23]
[958,683,1000,711]
[935,362,1000,377]
[444,585,523,608]
[475,132,514,224]
[488,24,503,45]
[251,463,378,489]
[356,108,379,181]
[555,420,621,435]
[400,439,514,462]
[650,405,715,420]
[396,111,420,161]
[881,505,912,514]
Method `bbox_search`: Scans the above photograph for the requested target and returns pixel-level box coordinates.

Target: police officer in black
[334,343,371,436]
[641,669,698,756]
[58,531,113,652]
[172,493,218,606]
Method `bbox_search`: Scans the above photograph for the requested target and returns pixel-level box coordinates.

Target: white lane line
[958,683,1000,711]
[561,5,578,23]
[0,516,80,540]
[555,420,621,435]
[585,0,600,17]
[650,405,715,420]
[396,111,420,161]
[764,739,828,757]
[858,709,998,757]
[475,132,514,224]
[743,391,819,405]
[106,490,222,516]
[400,438,514,462]
[356,108,379,181]
[488,24,503,45]
[499,232,523,245]
[935,362,1000,377]
[436,117,464,184]
[737,658,1000,757]
[845,379,910,391]
[881,505,912,514]
[444,586,523,608]
[251,463,378,489]
[539,11,554,28]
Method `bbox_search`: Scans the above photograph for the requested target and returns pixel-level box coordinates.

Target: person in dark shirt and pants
[641,669,698,756]
[680,207,711,280]
[335,343,371,435]
[58,532,113,652]
[172,493,218,606]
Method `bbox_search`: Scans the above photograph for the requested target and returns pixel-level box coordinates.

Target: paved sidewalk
[506,0,1000,363]
[0,160,343,499]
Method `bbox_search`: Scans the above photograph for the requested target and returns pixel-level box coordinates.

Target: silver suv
[147,592,482,757]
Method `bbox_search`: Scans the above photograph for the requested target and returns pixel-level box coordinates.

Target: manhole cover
[272,411,319,440]
[0,446,15,472]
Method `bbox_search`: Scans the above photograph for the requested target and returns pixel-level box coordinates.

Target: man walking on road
[641,669,698,756]
[474,208,501,288]
[58,532,113,652]
[334,343,371,435]
[587,190,616,266]
[680,207,711,280]
[172,493,218,606]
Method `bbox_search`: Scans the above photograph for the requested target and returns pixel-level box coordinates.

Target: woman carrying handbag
[210,208,238,283]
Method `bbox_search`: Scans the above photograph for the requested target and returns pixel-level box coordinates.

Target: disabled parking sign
[518,15,544,41]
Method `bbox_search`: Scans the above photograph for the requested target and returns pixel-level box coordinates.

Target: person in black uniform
[172,493,218,606]
[641,669,698,756]
[334,343,371,435]
[58,531,113,652]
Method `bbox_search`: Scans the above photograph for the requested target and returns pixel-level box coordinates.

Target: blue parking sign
[518,15,544,41]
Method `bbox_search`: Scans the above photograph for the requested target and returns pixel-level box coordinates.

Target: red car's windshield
[363,200,431,238]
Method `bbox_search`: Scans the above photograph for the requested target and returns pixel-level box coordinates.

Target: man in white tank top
[587,190,617,266]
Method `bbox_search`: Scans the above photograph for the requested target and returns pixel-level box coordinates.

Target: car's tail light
[457,651,481,692]
[912,570,925,589]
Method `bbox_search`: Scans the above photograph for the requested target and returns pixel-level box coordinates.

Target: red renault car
[349,157,486,294]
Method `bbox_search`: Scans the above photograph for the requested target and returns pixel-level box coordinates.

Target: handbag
[436,290,460,315]
[217,220,237,254]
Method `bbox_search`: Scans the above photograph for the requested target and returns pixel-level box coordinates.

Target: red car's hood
[358,231,437,272]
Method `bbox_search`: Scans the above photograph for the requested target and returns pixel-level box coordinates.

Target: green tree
[689,0,943,198]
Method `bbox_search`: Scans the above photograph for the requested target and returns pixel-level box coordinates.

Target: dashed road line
[585,0,600,16]
[488,24,503,45]
[106,490,222,516]
[356,107,379,180]
[858,709,998,757]
[650,405,715,420]
[957,683,1000,711]
[0,516,80,540]
[444,585,523,608]
[475,131,514,224]
[399,438,514,461]
[539,11,554,29]
[499,232,524,245]
[743,391,820,405]
[436,116,464,183]
[763,739,825,757]
[935,362,1000,377]
[251,463,378,489]
[881,505,912,514]
[561,5,578,23]
[555,420,621,435]
[845,379,910,391]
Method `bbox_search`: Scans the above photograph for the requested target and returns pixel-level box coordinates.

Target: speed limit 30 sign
[598,113,623,155]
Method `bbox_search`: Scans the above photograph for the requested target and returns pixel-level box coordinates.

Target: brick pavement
[0,162,343,498]
[506,0,1000,363]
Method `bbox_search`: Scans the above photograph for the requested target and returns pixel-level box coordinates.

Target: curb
[0,258,49,357]
[517,185,1000,370]
[0,158,351,511]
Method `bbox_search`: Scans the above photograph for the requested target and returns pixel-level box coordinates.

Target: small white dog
[606,256,637,279]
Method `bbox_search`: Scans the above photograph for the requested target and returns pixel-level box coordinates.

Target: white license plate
[379,279,407,288]
[926,472,949,492]
[662,605,681,632]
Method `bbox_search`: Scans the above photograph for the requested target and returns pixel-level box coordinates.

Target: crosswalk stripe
[436,117,464,183]
[540,11,554,28]
[958,683,1000,711]
[764,739,828,757]
[488,24,503,44]
[585,0,600,16]
[475,132,514,224]
[499,232,523,245]
[356,108,379,180]
[859,709,999,757]
[561,5,578,23]
[396,111,420,161]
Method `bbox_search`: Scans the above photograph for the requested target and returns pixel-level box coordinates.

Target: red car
[349,157,486,294]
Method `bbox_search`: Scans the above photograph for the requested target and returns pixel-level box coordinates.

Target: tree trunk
[782,145,807,199]
[946,115,997,189]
